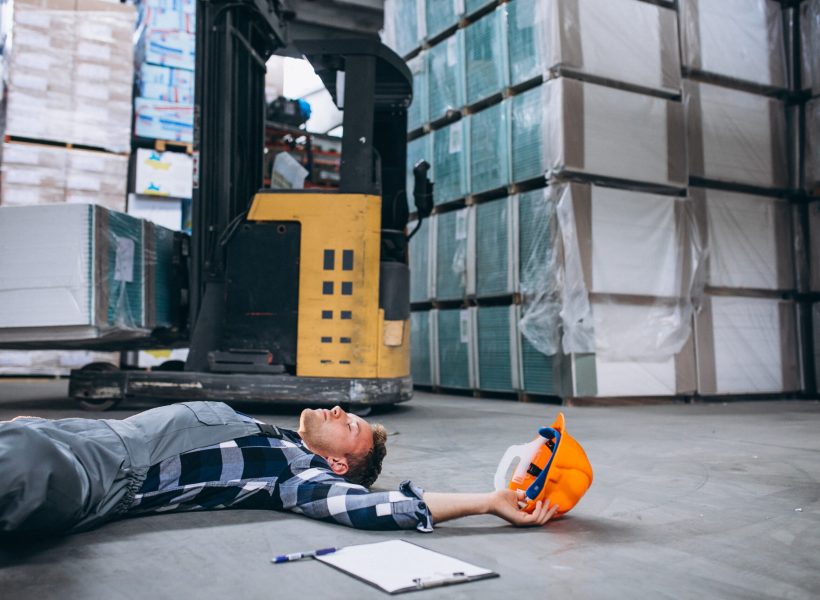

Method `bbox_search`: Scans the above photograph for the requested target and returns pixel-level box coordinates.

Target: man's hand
[488,489,559,527]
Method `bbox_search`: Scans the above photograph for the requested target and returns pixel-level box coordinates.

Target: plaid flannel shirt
[127,421,433,532]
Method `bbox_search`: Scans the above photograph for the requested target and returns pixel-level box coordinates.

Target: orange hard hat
[501,412,593,515]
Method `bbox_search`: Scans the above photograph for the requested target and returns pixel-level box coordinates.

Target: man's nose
[330,406,343,419]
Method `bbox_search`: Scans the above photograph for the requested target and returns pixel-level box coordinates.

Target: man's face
[298,406,374,473]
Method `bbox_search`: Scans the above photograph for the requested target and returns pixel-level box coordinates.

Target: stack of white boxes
[0,0,137,374]
[393,0,809,400]
[134,0,195,143]
[680,0,801,396]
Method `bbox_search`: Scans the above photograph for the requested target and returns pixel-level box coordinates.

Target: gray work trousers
[0,401,261,535]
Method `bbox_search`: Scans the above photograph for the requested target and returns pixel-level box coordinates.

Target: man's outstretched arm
[423,489,559,527]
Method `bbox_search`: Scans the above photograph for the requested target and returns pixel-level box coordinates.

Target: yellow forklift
[69,1,433,409]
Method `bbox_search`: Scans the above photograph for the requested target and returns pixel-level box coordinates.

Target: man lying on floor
[0,401,558,535]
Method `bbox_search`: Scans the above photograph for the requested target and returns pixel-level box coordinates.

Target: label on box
[459,310,471,343]
[454,0,465,15]
[448,121,463,154]
[455,208,468,240]
[447,37,457,67]
[114,236,135,283]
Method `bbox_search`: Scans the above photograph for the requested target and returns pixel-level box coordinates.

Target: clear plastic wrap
[406,133,432,214]
[517,188,561,356]
[806,98,819,193]
[434,207,473,301]
[685,80,788,190]
[4,0,135,152]
[427,30,465,120]
[432,119,469,204]
[509,85,546,184]
[408,217,434,303]
[464,6,507,105]
[382,0,423,58]
[0,203,178,348]
[505,0,680,95]
[407,53,428,132]
[680,0,787,90]
[475,305,519,392]
[695,295,800,394]
[468,101,509,194]
[410,310,434,385]
[0,142,127,211]
[474,196,516,297]
[535,78,687,189]
[802,0,820,95]
[692,188,794,291]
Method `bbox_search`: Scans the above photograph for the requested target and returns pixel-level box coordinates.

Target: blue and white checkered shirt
[127,421,433,532]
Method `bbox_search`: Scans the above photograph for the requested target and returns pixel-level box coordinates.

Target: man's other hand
[489,489,559,527]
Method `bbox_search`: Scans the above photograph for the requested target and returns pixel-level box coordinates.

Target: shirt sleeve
[278,468,433,532]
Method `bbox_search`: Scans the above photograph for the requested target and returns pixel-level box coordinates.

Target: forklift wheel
[74,362,122,411]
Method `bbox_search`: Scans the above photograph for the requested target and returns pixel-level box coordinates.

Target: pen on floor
[271,547,338,564]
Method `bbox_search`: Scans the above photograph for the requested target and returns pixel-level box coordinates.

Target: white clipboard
[315,539,498,594]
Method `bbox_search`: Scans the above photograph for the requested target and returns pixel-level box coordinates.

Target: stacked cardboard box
[134,0,195,143]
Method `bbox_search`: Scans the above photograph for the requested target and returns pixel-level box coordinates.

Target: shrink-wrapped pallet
[695,295,801,394]
[435,307,475,389]
[474,196,517,297]
[432,120,469,204]
[427,30,466,120]
[409,217,434,303]
[475,305,520,392]
[4,0,135,152]
[505,0,680,95]
[680,0,787,90]
[0,204,177,347]
[410,310,436,386]
[691,188,794,292]
[383,0,424,58]
[425,0,463,40]
[464,7,507,105]
[134,98,194,143]
[469,101,509,194]
[434,207,474,301]
[510,79,687,189]
[406,133,432,213]
[65,149,128,211]
[139,64,195,104]
[685,81,788,190]
[407,53,428,132]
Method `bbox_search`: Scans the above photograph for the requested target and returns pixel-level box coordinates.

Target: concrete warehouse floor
[0,380,818,599]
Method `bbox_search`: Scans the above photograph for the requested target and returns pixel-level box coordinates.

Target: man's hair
[345,423,387,488]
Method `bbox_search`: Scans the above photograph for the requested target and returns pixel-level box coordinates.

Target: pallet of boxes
[387,0,813,402]
[0,0,183,375]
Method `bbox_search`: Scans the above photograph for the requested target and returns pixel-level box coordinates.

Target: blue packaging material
[432,120,469,205]
[407,53,428,132]
[427,30,466,120]
[436,308,474,389]
[139,64,194,104]
[409,218,432,303]
[476,305,517,392]
[506,0,543,87]
[426,0,462,40]
[509,85,546,184]
[435,208,470,301]
[134,97,194,143]
[475,196,515,297]
[137,29,196,71]
[410,310,433,386]
[469,101,510,194]
[464,7,508,105]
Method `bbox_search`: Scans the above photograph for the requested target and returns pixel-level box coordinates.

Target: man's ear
[326,456,350,475]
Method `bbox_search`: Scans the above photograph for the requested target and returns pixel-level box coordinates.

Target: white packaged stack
[679,0,787,91]
[134,149,193,199]
[512,78,687,189]
[695,295,800,395]
[563,301,697,398]
[507,0,681,95]
[692,188,794,292]
[0,204,172,346]
[1,142,128,211]
[0,350,118,375]
[4,0,135,152]
[685,81,788,190]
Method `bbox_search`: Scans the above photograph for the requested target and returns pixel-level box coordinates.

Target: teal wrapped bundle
[406,134,432,214]
[432,120,469,204]
[475,196,514,297]
[435,209,470,301]
[464,7,508,105]
[510,85,546,184]
[517,188,555,295]
[506,0,545,87]
[383,0,422,58]
[436,308,473,389]
[425,0,461,40]
[469,101,510,194]
[427,31,465,120]
[519,331,560,395]
[144,222,176,330]
[409,218,431,303]
[104,210,145,330]
[410,310,433,385]
[476,305,517,392]
[465,0,494,15]
[407,53,429,132]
